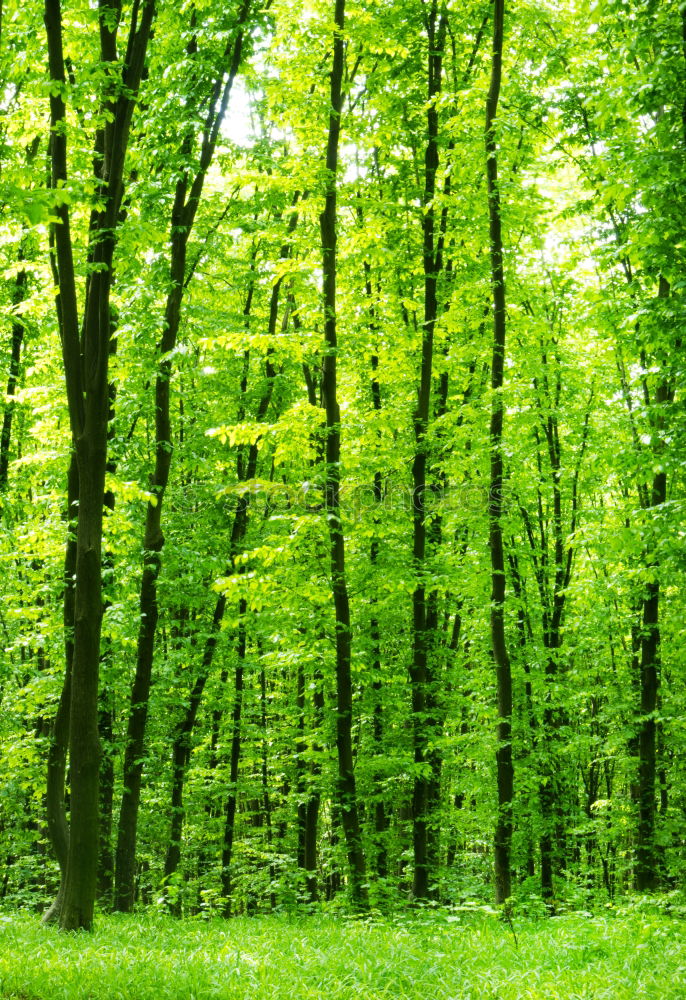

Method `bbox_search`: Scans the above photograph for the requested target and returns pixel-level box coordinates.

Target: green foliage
[0,0,684,921]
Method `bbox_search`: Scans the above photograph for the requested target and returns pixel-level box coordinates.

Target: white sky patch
[222,77,256,147]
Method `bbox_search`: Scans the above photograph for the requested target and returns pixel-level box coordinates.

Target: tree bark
[220,602,246,916]
[259,666,277,909]
[408,1,447,901]
[302,664,325,902]
[636,360,671,890]
[113,8,251,912]
[42,457,77,924]
[370,352,388,879]
[296,658,307,870]
[484,0,513,907]
[319,0,367,910]
[98,340,119,908]
[163,596,225,885]
[0,240,28,493]
[44,0,155,930]
[356,201,389,881]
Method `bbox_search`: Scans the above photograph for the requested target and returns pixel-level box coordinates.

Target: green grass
[0,905,684,999]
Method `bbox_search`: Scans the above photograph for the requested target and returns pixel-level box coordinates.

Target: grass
[0,903,684,999]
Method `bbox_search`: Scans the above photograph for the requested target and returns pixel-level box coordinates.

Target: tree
[114,0,253,914]
[483,0,513,906]
[318,0,367,910]
[44,0,155,930]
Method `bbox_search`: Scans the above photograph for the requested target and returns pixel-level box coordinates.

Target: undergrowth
[0,900,684,999]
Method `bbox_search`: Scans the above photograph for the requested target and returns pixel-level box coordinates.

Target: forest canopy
[0,0,684,932]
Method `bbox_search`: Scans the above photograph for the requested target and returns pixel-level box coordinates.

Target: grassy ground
[0,904,684,999]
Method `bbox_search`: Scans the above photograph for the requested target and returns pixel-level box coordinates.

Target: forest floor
[0,902,684,999]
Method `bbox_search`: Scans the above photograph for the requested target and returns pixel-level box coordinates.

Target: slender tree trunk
[259,666,276,909]
[97,693,115,905]
[370,503,388,879]
[220,603,246,916]
[42,457,77,924]
[539,415,566,902]
[484,0,513,906]
[295,636,327,900]
[114,10,251,911]
[0,242,27,493]
[636,466,666,890]
[407,0,443,903]
[296,659,307,870]
[302,666,325,902]
[161,239,284,883]
[98,343,119,908]
[635,279,672,890]
[163,598,225,885]
[113,173,196,912]
[360,243,389,879]
[299,324,327,903]
[304,791,321,902]
[536,375,591,900]
[408,2,448,901]
[319,0,367,910]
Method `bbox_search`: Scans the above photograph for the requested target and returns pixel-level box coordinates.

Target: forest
[0,0,684,960]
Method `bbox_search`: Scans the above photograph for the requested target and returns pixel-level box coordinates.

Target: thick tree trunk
[45,0,155,929]
[319,0,367,910]
[59,433,107,930]
[484,0,513,906]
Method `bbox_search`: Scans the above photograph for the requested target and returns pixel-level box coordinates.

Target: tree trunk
[44,0,155,929]
[408,1,447,901]
[97,694,115,906]
[365,262,389,880]
[484,0,513,907]
[220,604,246,916]
[259,666,277,909]
[113,10,250,912]
[303,665,325,902]
[296,659,307,870]
[635,281,672,891]
[0,241,27,493]
[98,347,119,908]
[42,458,77,925]
[319,0,367,910]
[163,596,226,885]
[636,485,665,889]
[161,257,281,885]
